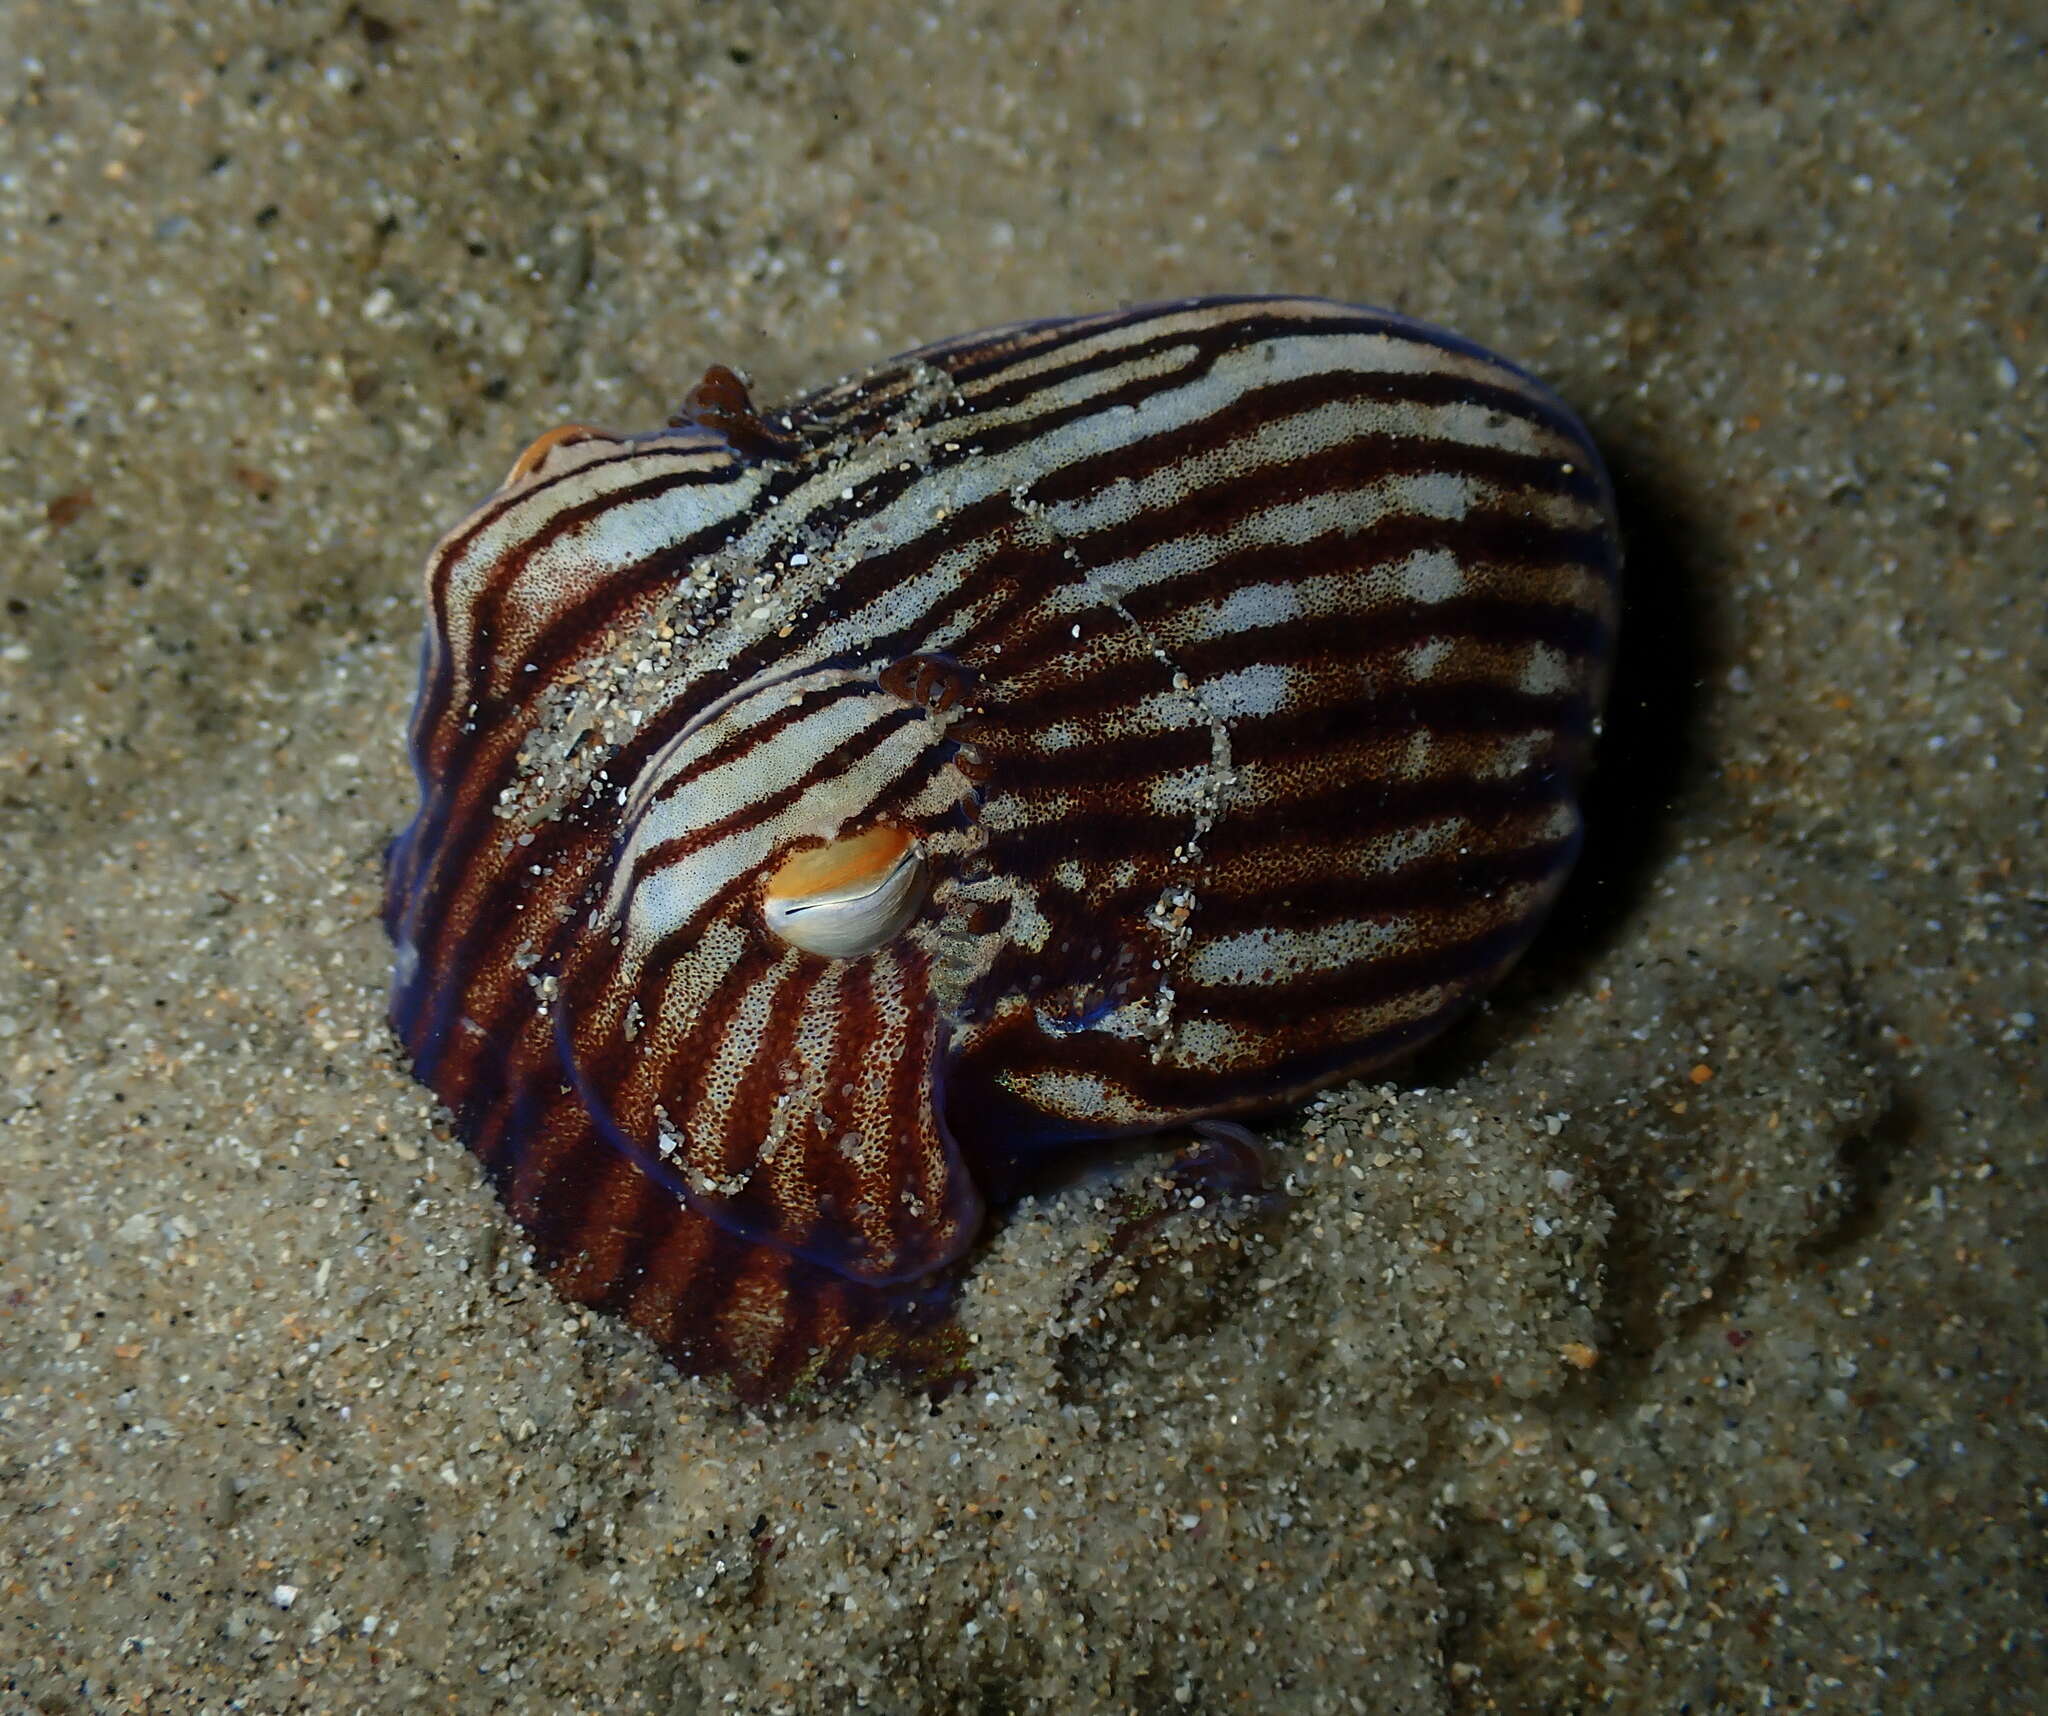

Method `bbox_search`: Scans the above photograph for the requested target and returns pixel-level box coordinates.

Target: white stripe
[1127,663,1295,731]
[649,912,753,1034]
[1518,643,1573,696]
[1001,1067,1149,1128]
[1041,475,1477,615]
[608,691,932,952]
[969,309,1563,431]
[1407,639,1454,680]
[616,667,871,830]
[1163,1015,1259,1068]
[692,950,799,1177]
[1034,392,1554,540]
[1189,919,1414,988]
[749,326,1562,590]
[438,451,762,684]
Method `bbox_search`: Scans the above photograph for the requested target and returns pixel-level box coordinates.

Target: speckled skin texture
[1,4,2041,1713]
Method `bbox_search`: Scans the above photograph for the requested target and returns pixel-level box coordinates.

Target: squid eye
[762,825,926,958]
[500,423,605,488]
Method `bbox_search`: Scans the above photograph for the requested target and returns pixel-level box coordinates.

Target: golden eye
[501,423,604,489]
[762,825,925,958]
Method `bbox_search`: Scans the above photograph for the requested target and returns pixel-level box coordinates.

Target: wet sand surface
[2,3,2042,1711]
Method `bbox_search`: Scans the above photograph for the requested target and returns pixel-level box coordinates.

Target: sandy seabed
[2,3,2042,1712]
